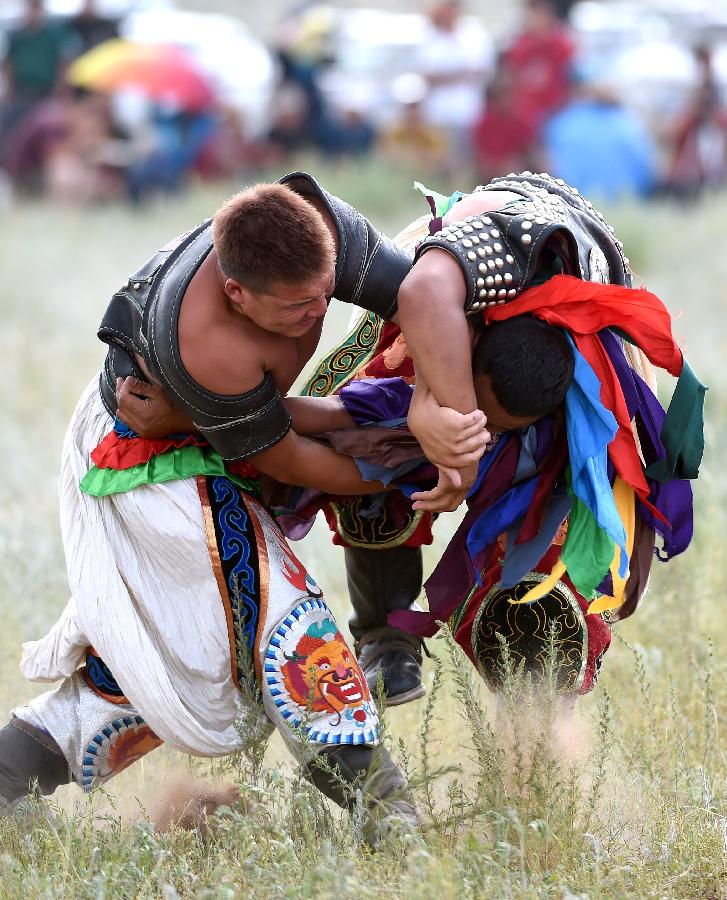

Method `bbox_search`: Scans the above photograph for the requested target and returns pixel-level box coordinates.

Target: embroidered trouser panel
[16,382,379,793]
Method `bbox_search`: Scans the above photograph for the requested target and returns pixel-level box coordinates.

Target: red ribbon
[484,274,683,376]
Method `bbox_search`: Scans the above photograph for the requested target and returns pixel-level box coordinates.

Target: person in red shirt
[473,73,539,184]
[500,0,576,134]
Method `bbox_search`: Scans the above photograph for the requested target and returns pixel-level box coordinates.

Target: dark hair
[212,183,335,292]
[473,317,574,418]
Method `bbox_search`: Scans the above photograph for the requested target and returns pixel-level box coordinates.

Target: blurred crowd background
[1,0,727,207]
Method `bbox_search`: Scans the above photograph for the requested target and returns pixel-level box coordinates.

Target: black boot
[303,743,418,845]
[0,717,72,813]
[345,546,425,706]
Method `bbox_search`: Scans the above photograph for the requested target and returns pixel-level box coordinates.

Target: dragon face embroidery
[265,599,379,745]
[282,618,369,719]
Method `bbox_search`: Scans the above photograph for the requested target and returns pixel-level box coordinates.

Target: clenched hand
[407,380,490,488]
[115,376,194,437]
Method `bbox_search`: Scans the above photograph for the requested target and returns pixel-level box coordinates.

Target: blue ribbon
[565,339,628,577]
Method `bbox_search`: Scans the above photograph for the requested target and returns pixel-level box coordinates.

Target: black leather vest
[414,171,630,314]
[97,172,413,459]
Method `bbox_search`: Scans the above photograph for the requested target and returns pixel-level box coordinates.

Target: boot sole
[383,684,426,707]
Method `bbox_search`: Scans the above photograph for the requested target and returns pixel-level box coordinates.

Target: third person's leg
[345,545,425,706]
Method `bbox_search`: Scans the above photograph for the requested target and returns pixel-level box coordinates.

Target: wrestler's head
[213,183,336,337]
[472,317,574,433]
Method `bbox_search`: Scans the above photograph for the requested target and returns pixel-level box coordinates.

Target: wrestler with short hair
[4,173,481,837]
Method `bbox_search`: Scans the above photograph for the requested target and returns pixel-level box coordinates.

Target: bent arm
[397,190,521,412]
[117,379,358,441]
[397,250,477,414]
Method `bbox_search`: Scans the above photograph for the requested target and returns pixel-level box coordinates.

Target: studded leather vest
[414,171,631,314]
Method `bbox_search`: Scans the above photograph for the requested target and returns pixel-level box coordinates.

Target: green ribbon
[645,357,707,483]
[80,445,259,497]
[413,181,465,218]
[561,468,616,599]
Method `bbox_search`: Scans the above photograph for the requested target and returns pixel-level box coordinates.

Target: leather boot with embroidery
[303,743,418,847]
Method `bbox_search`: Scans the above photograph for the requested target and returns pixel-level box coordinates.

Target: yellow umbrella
[67,38,165,88]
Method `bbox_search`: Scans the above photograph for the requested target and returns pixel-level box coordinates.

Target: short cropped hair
[473,317,574,418]
[212,183,335,292]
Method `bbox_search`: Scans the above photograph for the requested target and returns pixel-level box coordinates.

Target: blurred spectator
[549,0,577,20]
[0,0,77,160]
[273,4,335,155]
[3,97,68,189]
[4,89,133,201]
[265,81,311,160]
[473,72,539,184]
[543,67,657,201]
[665,46,727,200]
[195,108,255,181]
[415,0,493,175]
[379,74,447,173]
[271,6,378,162]
[67,0,119,55]
[332,105,376,158]
[44,91,126,204]
[126,106,216,204]
[500,0,575,134]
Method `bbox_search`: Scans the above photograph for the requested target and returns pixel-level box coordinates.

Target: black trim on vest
[279,171,412,320]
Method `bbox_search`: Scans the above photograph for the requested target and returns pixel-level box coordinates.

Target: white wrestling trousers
[16,380,379,792]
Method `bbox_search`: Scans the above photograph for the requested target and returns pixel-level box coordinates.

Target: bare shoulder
[177,253,267,397]
[179,319,267,397]
[400,244,466,311]
[442,190,522,225]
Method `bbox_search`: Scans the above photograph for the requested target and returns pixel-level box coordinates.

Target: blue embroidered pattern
[210,476,259,650]
[85,652,125,699]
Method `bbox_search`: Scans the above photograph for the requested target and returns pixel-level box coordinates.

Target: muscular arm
[117,378,357,440]
[397,190,521,413]
[397,250,477,414]
[284,395,354,435]
[249,428,386,495]
[121,342,385,494]
[394,193,526,506]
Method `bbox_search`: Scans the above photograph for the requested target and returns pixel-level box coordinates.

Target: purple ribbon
[599,330,693,558]
[340,377,414,425]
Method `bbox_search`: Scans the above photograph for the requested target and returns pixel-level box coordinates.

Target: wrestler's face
[474,373,540,436]
[232,270,335,337]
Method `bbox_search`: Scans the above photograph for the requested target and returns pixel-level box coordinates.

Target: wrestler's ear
[224,277,251,312]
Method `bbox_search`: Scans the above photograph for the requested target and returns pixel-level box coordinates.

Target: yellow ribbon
[505,479,637,612]
[588,477,635,614]
[508,559,568,604]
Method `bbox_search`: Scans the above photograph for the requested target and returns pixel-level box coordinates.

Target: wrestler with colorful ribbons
[296,173,705,696]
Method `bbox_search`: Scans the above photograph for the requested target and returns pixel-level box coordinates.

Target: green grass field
[1,160,727,897]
